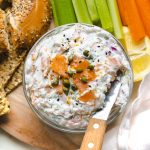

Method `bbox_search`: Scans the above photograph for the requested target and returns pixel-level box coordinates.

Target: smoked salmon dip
[24,24,132,129]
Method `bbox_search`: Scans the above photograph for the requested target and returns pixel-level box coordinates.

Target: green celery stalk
[107,0,124,40]
[95,0,113,33]
[51,0,59,26]
[51,0,77,26]
[85,0,100,25]
[72,0,92,24]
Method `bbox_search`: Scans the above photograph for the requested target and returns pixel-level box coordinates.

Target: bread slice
[5,61,24,95]
[0,9,10,54]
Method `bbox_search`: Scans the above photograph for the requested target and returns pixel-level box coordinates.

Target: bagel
[0,0,51,52]
[7,0,51,50]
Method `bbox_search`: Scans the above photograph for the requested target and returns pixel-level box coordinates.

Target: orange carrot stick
[124,0,146,42]
[117,0,127,26]
[135,0,150,37]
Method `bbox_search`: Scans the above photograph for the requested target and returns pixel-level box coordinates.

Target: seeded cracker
[5,62,24,95]
[0,49,27,87]
[0,48,27,115]
[0,84,10,116]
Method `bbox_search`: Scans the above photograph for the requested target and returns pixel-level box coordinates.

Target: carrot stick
[135,0,150,37]
[124,0,146,42]
[117,0,127,26]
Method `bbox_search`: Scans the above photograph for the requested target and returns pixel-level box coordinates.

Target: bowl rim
[23,23,134,134]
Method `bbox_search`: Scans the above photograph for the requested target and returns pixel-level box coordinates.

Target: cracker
[5,61,24,94]
[0,48,27,88]
[0,48,27,116]
[0,84,10,116]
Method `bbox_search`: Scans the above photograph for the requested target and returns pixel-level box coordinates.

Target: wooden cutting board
[0,82,140,150]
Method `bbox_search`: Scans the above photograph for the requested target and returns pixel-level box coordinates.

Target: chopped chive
[88,64,94,70]
[81,76,88,83]
[83,50,89,57]
[63,79,70,87]
[76,68,83,73]
[51,78,59,86]
[63,87,69,95]
[71,84,78,91]
[68,70,74,77]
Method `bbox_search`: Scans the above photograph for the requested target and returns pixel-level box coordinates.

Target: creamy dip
[24,24,132,129]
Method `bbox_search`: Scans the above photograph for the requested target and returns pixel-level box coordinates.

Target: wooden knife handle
[80,118,107,150]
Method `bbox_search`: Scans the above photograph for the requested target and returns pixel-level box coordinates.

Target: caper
[71,84,78,91]
[76,68,83,73]
[51,78,59,86]
[83,50,89,57]
[63,87,69,95]
[63,79,70,87]
[88,64,94,70]
[68,70,74,77]
[81,76,88,83]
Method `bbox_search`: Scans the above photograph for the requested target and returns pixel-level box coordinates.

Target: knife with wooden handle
[80,82,121,150]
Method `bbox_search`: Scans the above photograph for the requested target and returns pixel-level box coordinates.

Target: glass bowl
[23,23,134,133]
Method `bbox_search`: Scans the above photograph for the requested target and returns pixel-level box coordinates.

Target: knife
[80,81,121,150]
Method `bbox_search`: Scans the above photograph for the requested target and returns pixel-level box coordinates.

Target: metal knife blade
[93,82,121,121]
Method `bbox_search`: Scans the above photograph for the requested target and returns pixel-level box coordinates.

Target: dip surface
[25,24,132,129]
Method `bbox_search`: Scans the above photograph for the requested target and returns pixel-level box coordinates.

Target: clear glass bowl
[23,23,134,133]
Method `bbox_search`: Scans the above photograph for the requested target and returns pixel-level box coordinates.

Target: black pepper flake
[97,59,100,62]
[67,38,69,41]
[74,39,77,43]
[89,85,92,87]
[97,46,100,48]
[76,103,78,105]
[63,34,65,37]
[57,98,59,101]
[79,60,82,63]
[62,44,64,46]
[105,52,108,55]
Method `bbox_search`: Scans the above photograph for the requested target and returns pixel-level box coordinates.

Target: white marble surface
[0,129,38,150]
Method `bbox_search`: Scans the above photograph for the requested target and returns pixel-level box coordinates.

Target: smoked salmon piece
[73,70,96,92]
[51,55,68,78]
[79,90,96,102]
[70,56,89,70]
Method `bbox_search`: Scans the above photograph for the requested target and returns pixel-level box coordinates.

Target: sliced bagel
[7,0,51,50]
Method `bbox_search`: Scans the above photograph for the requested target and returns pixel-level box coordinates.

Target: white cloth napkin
[102,72,150,150]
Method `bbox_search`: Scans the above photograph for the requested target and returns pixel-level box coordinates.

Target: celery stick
[95,0,113,33]
[85,0,100,25]
[51,0,59,26]
[107,0,123,40]
[72,0,92,24]
[51,0,77,26]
